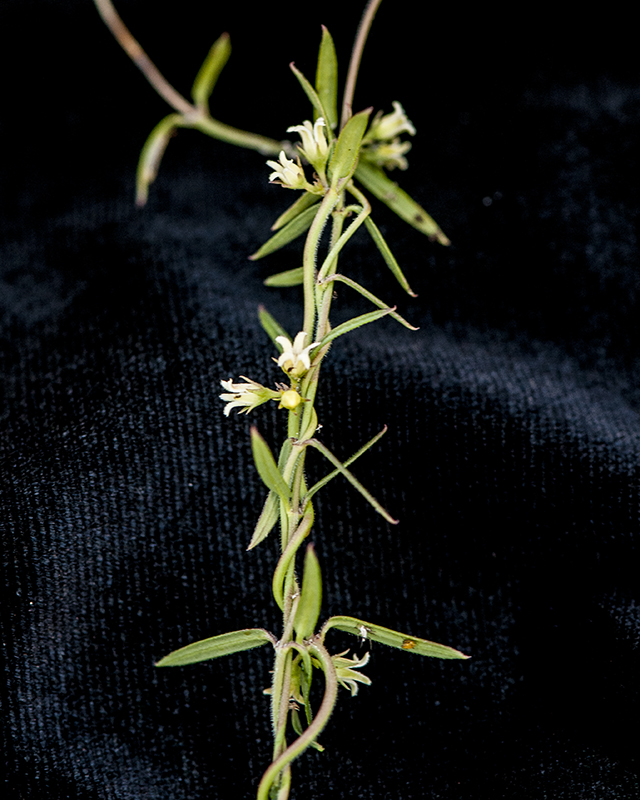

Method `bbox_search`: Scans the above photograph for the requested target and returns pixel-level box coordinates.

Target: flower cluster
[267,117,330,193]
[361,101,416,171]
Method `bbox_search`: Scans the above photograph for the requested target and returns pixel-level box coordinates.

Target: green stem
[192,115,284,157]
[302,189,340,337]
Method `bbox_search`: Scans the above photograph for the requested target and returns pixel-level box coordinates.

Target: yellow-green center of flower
[280,389,302,410]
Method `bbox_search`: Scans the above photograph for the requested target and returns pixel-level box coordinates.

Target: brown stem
[340,0,384,129]
[93,0,195,117]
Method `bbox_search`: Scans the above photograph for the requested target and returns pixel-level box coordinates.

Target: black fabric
[2,2,639,797]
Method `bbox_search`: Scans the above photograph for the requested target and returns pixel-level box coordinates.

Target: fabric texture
[2,2,639,797]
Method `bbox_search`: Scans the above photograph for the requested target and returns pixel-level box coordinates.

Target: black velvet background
[2,1,640,798]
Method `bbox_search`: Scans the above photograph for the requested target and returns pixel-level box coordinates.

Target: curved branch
[93,0,194,116]
[257,639,338,800]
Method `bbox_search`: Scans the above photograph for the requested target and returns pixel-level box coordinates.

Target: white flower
[219,377,278,417]
[266,151,308,190]
[333,650,372,697]
[287,118,329,170]
[275,332,320,378]
[366,101,416,142]
[363,138,413,171]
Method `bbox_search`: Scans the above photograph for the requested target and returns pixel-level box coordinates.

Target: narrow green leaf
[135,114,183,207]
[328,108,372,190]
[305,426,387,501]
[156,628,274,667]
[298,406,319,444]
[317,307,393,350]
[264,267,304,288]
[291,705,304,737]
[272,507,314,610]
[322,616,470,660]
[320,274,418,331]
[249,204,318,261]
[258,305,290,348]
[302,438,398,525]
[315,26,338,131]
[272,192,321,231]
[294,544,323,641]
[289,63,331,127]
[363,216,416,296]
[355,159,450,245]
[191,33,231,110]
[251,427,291,503]
[247,490,279,550]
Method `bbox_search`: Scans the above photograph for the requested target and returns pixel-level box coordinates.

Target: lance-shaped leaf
[317,307,393,350]
[156,628,275,667]
[302,438,397,525]
[319,274,418,331]
[249,437,295,550]
[290,63,332,132]
[272,191,321,231]
[298,406,319,444]
[251,427,291,504]
[247,490,279,550]
[294,544,323,641]
[355,159,450,246]
[249,204,318,261]
[321,616,469,660]
[272,507,314,610]
[305,426,388,501]
[191,33,231,110]
[264,267,304,288]
[328,108,372,190]
[258,305,290,348]
[363,216,416,296]
[315,26,338,131]
[136,114,184,207]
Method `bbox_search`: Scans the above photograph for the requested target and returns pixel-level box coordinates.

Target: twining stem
[340,0,384,129]
[258,640,338,800]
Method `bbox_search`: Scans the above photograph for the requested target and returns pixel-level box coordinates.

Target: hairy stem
[258,640,338,800]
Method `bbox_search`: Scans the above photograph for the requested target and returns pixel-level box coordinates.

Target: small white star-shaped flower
[287,118,329,171]
[275,332,320,378]
[366,101,416,142]
[219,377,279,417]
[333,650,372,697]
[266,151,308,190]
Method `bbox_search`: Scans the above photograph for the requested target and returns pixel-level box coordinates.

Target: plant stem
[302,189,340,337]
[258,640,338,800]
[340,0,384,129]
